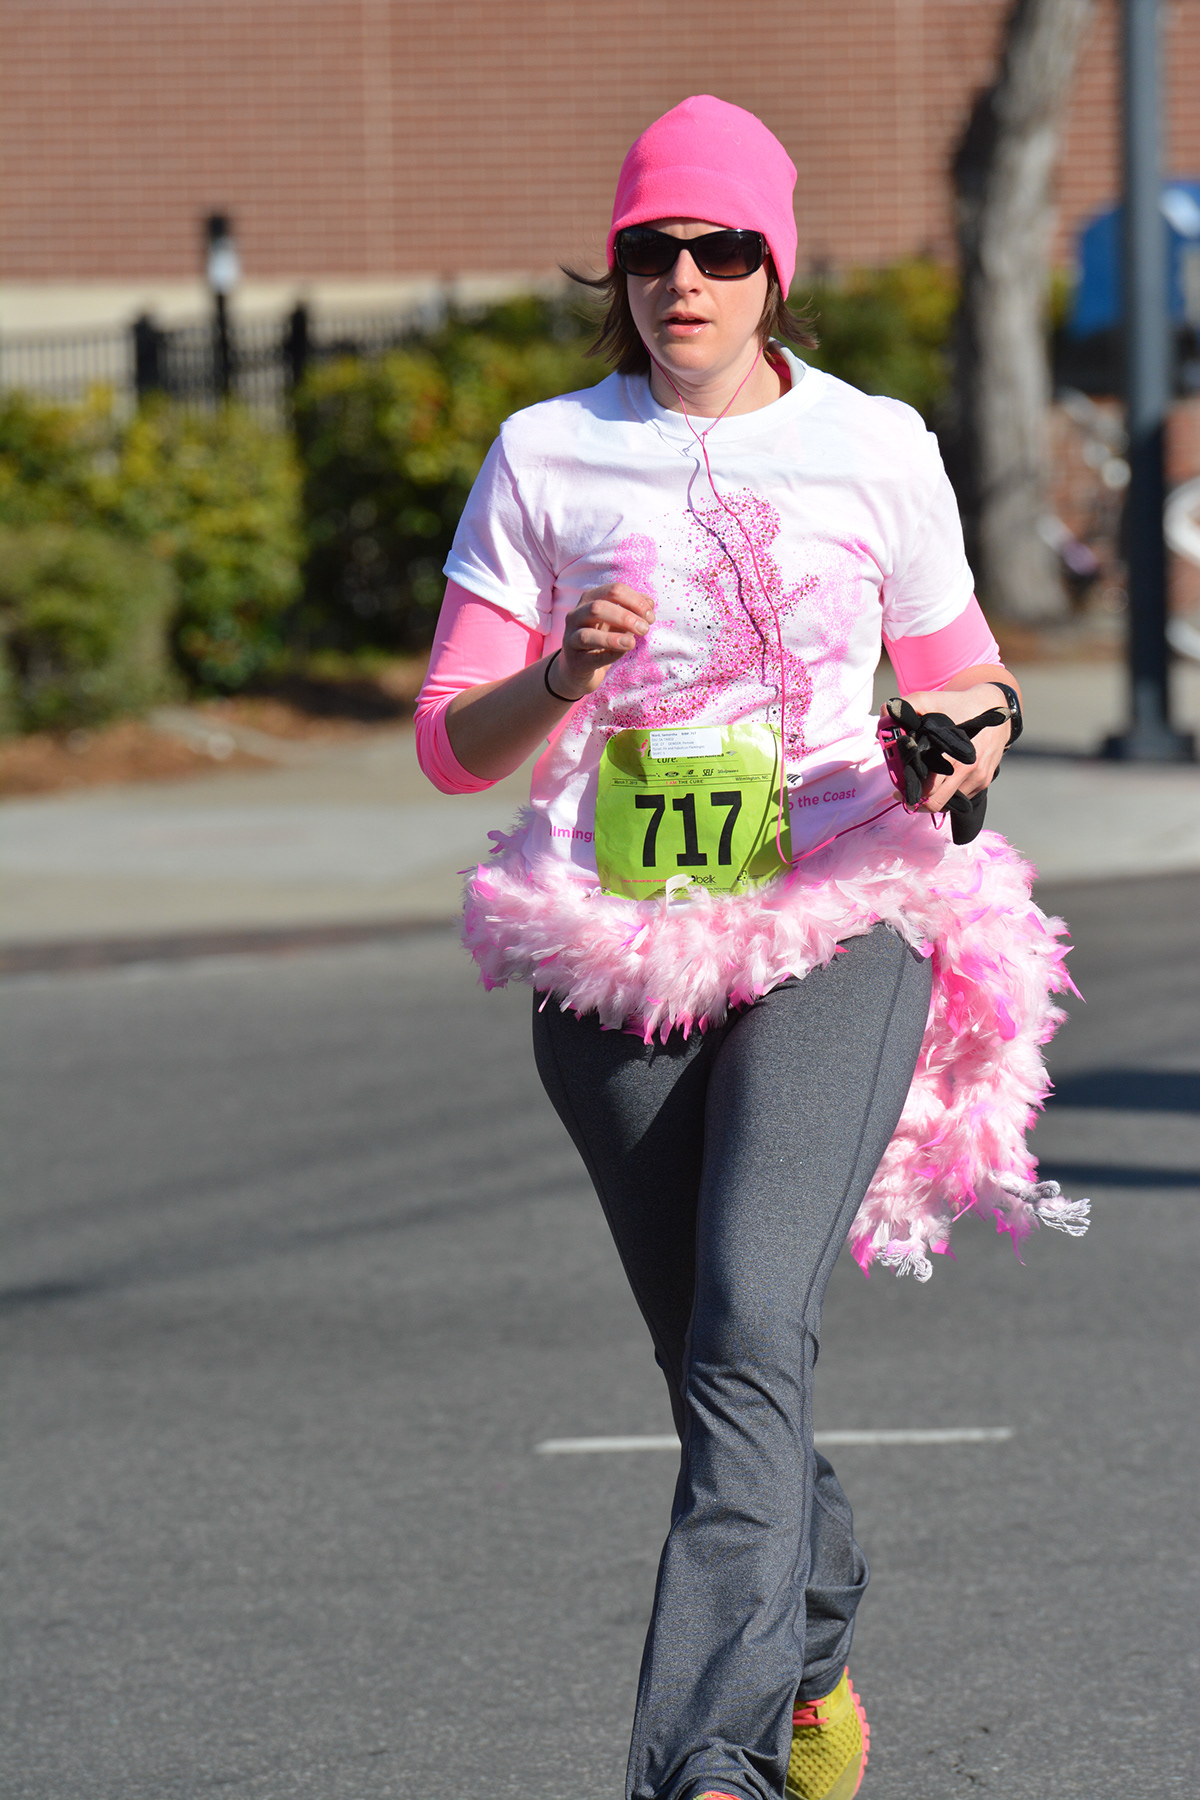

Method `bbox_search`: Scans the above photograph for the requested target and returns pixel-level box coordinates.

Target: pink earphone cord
[649,346,909,867]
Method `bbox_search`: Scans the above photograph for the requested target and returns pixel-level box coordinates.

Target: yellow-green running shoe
[785,1668,869,1800]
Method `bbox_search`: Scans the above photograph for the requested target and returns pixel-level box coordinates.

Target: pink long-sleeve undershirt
[414,580,545,793]
[415,582,1003,795]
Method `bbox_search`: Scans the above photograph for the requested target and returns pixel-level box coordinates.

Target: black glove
[882,697,1009,844]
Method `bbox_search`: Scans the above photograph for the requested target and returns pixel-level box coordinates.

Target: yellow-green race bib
[595,722,791,899]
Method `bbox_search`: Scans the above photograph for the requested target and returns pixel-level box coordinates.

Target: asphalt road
[2,873,1198,1800]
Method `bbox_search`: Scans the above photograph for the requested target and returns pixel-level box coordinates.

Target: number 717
[635,790,742,867]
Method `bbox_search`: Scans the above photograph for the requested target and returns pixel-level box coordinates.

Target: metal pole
[213,291,233,402]
[1105,0,1195,758]
[205,214,239,405]
[132,312,164,403]
[285,302,310,397]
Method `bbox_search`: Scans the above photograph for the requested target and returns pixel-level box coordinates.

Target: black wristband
[988,680,1023,746]
[543,650,577,704]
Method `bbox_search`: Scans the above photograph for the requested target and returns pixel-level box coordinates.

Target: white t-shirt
[444,348,974,874]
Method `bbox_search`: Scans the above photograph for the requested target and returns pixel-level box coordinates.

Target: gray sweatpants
[532,924,932,1800]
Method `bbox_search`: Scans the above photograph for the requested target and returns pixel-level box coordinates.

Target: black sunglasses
[614,226,767,281]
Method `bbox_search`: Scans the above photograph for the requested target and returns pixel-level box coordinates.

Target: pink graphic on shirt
[548,532,667,749]
[679,488,817,759]
[570,491,832,760]
[602,531,666,706]
[612,531,659,598]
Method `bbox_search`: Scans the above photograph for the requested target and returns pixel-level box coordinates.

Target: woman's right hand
[443,581,655,781]
[552,583,655,699]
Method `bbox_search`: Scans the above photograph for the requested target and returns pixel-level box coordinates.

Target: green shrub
[795,259,957,421]
[296,323,603,650]
[0,524,177,732]
[446,291,593,348]
[0,389,117,529]
[110,401,302,691]
[0,390,303,701]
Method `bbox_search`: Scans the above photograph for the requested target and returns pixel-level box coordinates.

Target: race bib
[595,722,790,899]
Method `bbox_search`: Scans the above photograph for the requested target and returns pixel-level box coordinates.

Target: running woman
[415,95,1087,1800]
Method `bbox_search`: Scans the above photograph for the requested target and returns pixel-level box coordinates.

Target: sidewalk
[980,658,1200,881]
[0,728,531,952]
[2,661,1198,964]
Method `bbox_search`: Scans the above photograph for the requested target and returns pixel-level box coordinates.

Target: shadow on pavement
[1036,1160,1200,1189]
[1046,1069,1200,1111]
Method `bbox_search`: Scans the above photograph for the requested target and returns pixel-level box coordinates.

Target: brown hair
[562,257,817,376]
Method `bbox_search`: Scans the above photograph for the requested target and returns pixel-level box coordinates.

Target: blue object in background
[1069,181,1200,338]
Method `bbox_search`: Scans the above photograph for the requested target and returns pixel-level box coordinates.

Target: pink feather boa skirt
[463,811,1090,1281]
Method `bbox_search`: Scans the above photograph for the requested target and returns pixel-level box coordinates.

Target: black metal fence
[0,294,454,419]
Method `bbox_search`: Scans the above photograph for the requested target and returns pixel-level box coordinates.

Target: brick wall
[3,0,1198,286]
[0,0,371,281]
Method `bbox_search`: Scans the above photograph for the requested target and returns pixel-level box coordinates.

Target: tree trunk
[950,0,1095,621]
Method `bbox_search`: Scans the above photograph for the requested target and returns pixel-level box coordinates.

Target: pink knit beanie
[606,96,798,292]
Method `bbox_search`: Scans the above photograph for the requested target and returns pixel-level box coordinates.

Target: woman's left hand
[890,683,1013,814]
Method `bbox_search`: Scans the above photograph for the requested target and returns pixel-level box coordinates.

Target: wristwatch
[988,680,1023,747]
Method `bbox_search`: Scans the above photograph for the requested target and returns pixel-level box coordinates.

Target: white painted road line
[537,1435,680,1454]
[535,1427,1013,1455]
